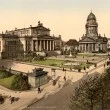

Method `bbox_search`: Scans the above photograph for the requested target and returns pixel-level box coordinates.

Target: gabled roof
[79,37,95,42]
[35,25,50,31]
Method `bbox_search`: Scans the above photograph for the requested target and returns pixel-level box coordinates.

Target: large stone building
[79,12,108,53]
[0,21,56,59]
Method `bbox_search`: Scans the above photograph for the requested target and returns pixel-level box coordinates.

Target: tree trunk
[90,96,94,110]
[101,93,104,110]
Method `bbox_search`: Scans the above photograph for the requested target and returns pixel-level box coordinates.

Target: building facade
[28,68,48,88]
[63,39,79,51]
[107,38,110,51]
[79,12,107,53]
[0,21,56,59]
[54,35,63,50]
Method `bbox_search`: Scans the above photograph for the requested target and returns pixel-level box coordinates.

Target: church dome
[87,12,96,21]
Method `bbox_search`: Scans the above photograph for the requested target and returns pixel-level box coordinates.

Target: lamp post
[64,69,66,78]
[63,68,66,81]
[51,68,56,78]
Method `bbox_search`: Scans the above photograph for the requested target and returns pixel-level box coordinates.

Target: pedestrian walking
[104,64,105,68]
[38,87,41,93]
[64,76,66,81]
[10,97,14,104]
[63,68,64,71]
[70,67,72,71]
[58,81,61,88]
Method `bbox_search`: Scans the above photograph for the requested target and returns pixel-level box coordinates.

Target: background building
[107,38,110,51]
[54,35,63,50]
[79,12,108,53]
[63,39,79,51]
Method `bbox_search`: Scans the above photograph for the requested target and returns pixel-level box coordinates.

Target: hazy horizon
[0,0,110,41]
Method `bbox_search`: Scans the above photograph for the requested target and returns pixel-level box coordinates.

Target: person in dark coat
[10,97,14,104]
[38,87,41,93]
[64,76,66,81]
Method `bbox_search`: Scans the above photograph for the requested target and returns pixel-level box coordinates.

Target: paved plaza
[0,55,108,110]
[25,62,106,110]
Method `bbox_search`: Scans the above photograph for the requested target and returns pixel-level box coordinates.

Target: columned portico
[79,43,98,52]
[32,39,54,52]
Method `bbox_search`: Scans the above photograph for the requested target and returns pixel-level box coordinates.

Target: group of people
[10,96,19,104]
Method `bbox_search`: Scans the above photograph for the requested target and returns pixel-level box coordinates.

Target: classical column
[50,40,52,51]
[47,40,48,51]
[39,40,42,51]
[85,44,86,52]
[48,40,50,51]
[53,41,55,50]
[35,40,38,51]
[87,44,89,52]
[43,40,45,50]
[93,43,95,51]
[92,43,94,52]
[31,40,34,52]
[82,44,84,52]
[24,40,26,52]
[86,44,88,52]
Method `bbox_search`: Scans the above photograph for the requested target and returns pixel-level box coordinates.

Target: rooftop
[29,68,48,77]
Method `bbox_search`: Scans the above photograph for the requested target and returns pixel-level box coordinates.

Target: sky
[0,0,110,41]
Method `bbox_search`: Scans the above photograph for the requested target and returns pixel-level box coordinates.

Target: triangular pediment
[80,37,95,42]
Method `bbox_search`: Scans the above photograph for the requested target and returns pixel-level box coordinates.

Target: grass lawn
[31,59,65,67]
[74,62,93,70]
[0,75,15,89]
[80,62,92,69]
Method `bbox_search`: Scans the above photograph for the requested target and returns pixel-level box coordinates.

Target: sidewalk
[0,60,108,110]
[0,79,65,110]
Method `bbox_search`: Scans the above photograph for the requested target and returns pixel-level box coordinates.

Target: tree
[97,68,110,109]
[0,69,11,79]
[11,73,29,90]
[34,54,44,61]
[70,68,110,110]
[70,75,100,110]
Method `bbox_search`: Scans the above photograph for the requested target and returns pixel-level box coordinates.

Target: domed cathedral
[79,12,108,53]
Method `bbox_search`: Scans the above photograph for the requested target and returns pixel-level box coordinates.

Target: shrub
[11,73,29,91]
[50,63,57,66]
[0,95,4,104]
[0,70,11,79]
[34,55,44,61]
